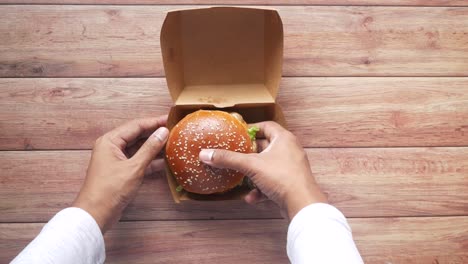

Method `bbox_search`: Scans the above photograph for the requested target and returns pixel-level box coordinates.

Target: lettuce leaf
[248,126,260,141]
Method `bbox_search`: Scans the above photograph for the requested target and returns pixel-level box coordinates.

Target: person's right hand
[199,121,328,220]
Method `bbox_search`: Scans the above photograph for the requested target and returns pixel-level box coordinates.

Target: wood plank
[1,147,467,222]
[310,147,468,217]
[0,78,173,150]
[1,6,468,77]
[1,217,467,263]
[0,150,281,222]
[1,0,468,6]
[1,78,467,150]
[278,77,468,147]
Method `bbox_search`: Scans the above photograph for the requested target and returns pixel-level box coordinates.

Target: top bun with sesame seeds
[165,110,256,194]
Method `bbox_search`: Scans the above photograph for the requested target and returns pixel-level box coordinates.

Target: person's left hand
[73,116,169,233]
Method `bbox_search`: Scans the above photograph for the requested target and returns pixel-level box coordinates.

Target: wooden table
[1,1,468,263]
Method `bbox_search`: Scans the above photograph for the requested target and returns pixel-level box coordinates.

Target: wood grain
[1,0,468,6]
[0,150,281,222]
[1,217,467,263]
[1,2,467,263]
[1,77,467,150]
[278,77,468,147]
[0,78,172,150]
[1,6,468,77]
[1,147,467,222]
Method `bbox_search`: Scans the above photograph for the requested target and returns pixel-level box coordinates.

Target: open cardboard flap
[161,7,283,108]
[160,7,285,202]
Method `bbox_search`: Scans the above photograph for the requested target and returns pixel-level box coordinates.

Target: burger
[165,110,259,194]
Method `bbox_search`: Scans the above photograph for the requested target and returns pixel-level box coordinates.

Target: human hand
[73,116,169,233]
[199,121,327,220]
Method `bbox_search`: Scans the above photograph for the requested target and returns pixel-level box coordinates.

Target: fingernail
[245,193,254,204]
[199,149,215,162]
[153,127,169,142]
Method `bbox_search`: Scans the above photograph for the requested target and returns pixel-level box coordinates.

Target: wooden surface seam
[1,1,468,6]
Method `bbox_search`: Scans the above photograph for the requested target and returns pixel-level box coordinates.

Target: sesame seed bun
[165,110,254,194]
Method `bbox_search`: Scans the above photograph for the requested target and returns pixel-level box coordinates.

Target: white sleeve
[287,203,363,264]
[11,207,105,264]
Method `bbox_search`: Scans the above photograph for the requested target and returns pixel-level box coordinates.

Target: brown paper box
[160,7,285,203]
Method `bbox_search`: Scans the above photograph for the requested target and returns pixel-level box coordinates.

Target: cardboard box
[160,7,285,203]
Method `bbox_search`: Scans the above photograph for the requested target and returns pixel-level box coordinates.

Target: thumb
[131,127,169,168]
[199,149,257,176]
